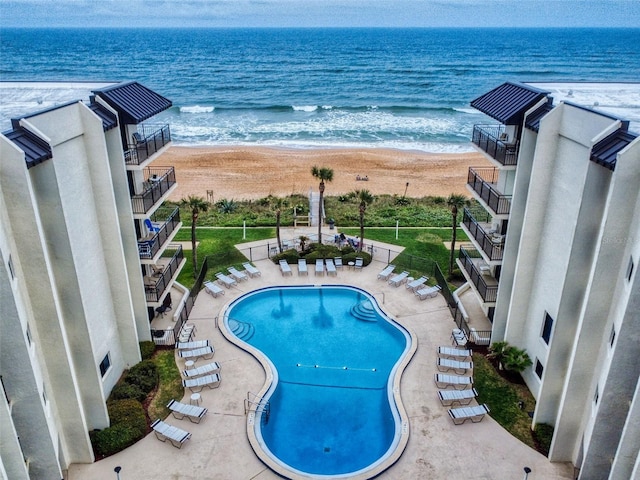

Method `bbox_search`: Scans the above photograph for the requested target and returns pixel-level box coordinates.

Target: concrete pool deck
[68,255,575,480]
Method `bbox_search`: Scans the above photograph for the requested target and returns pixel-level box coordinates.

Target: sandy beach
[154,146,491,202]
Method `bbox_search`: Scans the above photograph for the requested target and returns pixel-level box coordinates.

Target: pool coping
[218,284,419,480]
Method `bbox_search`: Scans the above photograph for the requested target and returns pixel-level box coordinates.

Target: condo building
[0,82,186,479]
[459,82,639,480]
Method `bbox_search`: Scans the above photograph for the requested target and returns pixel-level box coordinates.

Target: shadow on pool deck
[67,257,574,480]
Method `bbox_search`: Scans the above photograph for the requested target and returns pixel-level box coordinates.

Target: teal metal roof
[93,82,172,125]
[471,82,550,125]
[590,129,637,171]
[3,125,52,169]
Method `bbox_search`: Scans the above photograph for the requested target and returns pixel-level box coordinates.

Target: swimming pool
[221,285,415,479]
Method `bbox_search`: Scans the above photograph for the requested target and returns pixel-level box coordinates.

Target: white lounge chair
[151,419,191,448]
[315,258,324,276]
[406,276,428,292]
[388,271,409,287]
[437,358,473,374]
[297,259,308,276]
[215,272,237,288]
[354,257,363,270]
[167,399,208,423]
[438,388,478,406]
[434,373,473,390]
[183,361,221,378]
[182,373,221,392]
[228,266,248,282]
[377,264,395,280]
[334,257,343,269]
[177,323,197,343]
[176,340,210,350]
[279,260,292,276]
[448,404,490,425]
[438,346,472,361]
[325,258,337,276]
[243,262,261,277]
[178,346,215,361]
[203,281,225,298]
[451,328,468,347]
[416,285,441,300]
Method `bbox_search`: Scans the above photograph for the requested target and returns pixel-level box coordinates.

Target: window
[609,325,616,348]
[626,257,634,282]
[535,359,544,379]
[541,312,554,345]
[99,353,111,377]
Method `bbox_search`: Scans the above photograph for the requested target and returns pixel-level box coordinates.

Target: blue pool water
[224,285,411,477]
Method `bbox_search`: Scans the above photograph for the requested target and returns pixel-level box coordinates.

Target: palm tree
[180,195,209,278]
[311,166,334,244]
[356,189,374,252]
[273,197,289,253]
[447,193,469,275]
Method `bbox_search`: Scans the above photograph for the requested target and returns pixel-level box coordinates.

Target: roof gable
[93,82,172,125]
[471,82,550,125]
[88,101,118,131]
[525,102,554,133]
[3,127,52,169]
[590,129,637,171]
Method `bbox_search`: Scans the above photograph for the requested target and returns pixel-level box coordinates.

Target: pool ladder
[245,391,271,425]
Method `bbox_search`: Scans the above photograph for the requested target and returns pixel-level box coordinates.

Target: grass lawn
[148,349,184,423]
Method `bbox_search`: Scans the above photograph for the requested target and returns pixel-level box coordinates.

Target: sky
[0,0,639,28]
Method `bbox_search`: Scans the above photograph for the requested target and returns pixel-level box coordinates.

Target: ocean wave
[292,105,318,112]
[179,105,215,113]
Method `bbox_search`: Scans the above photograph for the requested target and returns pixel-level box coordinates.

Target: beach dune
[154,146,491,202]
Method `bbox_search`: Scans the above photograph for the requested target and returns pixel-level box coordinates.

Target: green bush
[139,341,156,360]
[108,399,147,433]
[272,249,301,264]
[125,360,158,394]
[533,423,554,456]
[110,382,146,402]
[92,399,147,456]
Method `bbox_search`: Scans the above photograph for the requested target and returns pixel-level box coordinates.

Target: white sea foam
[179,105,215,113]
[292,105,318,112]
[453,107,480,114]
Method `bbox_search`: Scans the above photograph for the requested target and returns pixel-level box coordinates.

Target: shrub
[125,360,158,394]
[110,382,146,403]
[272,249,300,264]
[533,423,554,456]
[92,399,147,456]
[139,341,156,360]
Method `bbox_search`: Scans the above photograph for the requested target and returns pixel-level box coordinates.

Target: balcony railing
[467,167,511,215]
[131,167,176,215]
[472,125,519,166]
[125,125,171,166]
[458,246,498,303]
[144,244,184,303]
[462,208,504,261]
[138,207,181,259]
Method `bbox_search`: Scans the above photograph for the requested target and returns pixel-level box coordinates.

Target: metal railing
[138,207,181,259]
[125,124,171,166]
[144,245,184,302]
[131,166,176,215]
[462,208,504,261]
[467,167,511,215]
[458,246,498,303]
[472,124,519,166]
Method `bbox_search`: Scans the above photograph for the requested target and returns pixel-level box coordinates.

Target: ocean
[1,28,639,153]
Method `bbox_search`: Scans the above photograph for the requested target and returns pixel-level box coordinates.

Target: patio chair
[183,361,221,378]
[150,264,164,277]
[151,419,191,448]
[434,373,473,390]
[315,258,324,276]
[377,264,395,281]
[297,259,307,275]
[242,262,261,277]
[416,285,441,300]
[325,258,337,276]
[448,404,490,425]
[354,257,363,270]
[144,218,161,233]
[279,260,292,276]
[176,340,210,350]
[451,328,468,347]
[182,373,221,392]
[228,266,248,282]
[437,358,473,374]
[438,346,472,361]
[406,276,428,292]
[334,257,343,269]
[178,323,197,343]
[215,272,237,288]
[178,346,215,361]
[437,388,478,406]
[388,271,409,287]
[204,281,225,298]
[167,399,208,423]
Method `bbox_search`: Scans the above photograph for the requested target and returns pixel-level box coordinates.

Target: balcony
[138,207,182,260]
[472,125,519,166]
[144,244,185,303]
[458,246,498,304]
[131,167,176,215]
[461,208,504,262]
[467,167,511,216]
[125,125,171,166]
